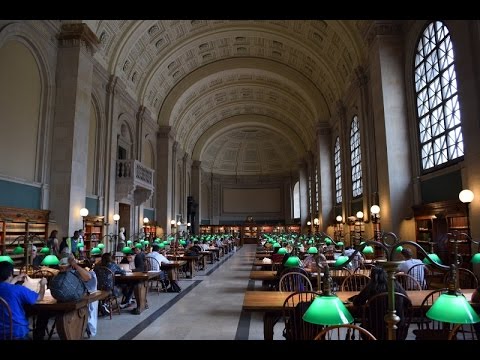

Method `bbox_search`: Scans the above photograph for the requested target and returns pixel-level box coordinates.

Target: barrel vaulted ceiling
[85,20,369,175]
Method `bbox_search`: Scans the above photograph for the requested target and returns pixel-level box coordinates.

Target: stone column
[49,23,99,237]
[298,160,308,233]
[317,123,332,230]
[156,126,175,233]
[367,21,412,234]
[191,160,201,234]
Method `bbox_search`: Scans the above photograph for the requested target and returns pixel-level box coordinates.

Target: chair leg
[47,320,56,340]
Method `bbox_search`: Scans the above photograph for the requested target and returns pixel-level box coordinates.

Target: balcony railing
[115,160,154,205]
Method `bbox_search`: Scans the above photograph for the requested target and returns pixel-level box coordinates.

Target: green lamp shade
[307,240,313,245]
[423,253,442,265]
[143,240,150,245]
[91,247,102,255]
[334,255,349,267]
[0,255,14,265]
[336,241,344,247]
[471,253,480,264]
[135,243,143,249]
[307,246,318,254]
[303,295,354,325]
[41,254,60,266]
[395,246,403,253]
[325,239,332,245]
[97,243,105,249]
[126,240,133,246]
[77,246,84,251]
[284,256,301,268]
[426,292,480,324]
[122,246,133,254]
[362,246,374,254]
[154,238,160,244]
[40,247,50,254]
[179,240,186,246]
[158,243,165,248]
[163,241,169,245]
[13,246,24,255]
[272,242,281,248]
[277,248,288,255]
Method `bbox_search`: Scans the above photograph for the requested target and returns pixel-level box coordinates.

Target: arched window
[334,137,342,204]
[293,181,300,219]
[350,116,363,198]
[414,21,464,171]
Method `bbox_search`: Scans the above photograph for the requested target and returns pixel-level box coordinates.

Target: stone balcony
[115,160,155,205]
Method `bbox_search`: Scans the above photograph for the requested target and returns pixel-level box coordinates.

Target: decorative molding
[354,65,369,88]
[57,23,100,55]
[364,20,404,48]
[316,122,331,136]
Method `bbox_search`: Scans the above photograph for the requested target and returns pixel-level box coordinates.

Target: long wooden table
[28,290,109,340]
[115,271,161,314]
[242,289,476,340]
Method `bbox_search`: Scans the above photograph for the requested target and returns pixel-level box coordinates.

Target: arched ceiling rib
[89,20,368,176]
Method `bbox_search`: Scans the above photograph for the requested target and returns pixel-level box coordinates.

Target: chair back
[93,266,116,292]
[396,273,422,291]
[0,296,13,340]
[314,324,377,340]
[362,291,412,340]
[279,272,313,292]
[448,323,479,340]
[444,267,478,289]
[340,273,370,291]
[145,256,161,271]
[282,291,322,340]
[414,288,452,340]
[406,263,427,289]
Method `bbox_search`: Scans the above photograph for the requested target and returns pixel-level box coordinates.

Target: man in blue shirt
[0,260,47,339]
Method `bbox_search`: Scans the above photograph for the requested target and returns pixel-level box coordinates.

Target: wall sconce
[143,217,149,239]
[80,208,89,234]
[187,222,191,234]
[313,217,319,234]
[459,189,474,235]
[113,213,120,252]
[170,219,176,234]
[335,215,343,243]
[370,205,381,242]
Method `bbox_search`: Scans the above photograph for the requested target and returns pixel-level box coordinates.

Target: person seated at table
[30,245,45,268]
[33,256,98,339]
[119,246,145,309]
[352,266,408,340]
[397,247,425,288]
[147,244,172,268]
[0,261,47,340]
[343,246,364,271]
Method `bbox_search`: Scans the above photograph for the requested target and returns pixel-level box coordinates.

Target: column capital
[354,65,369,89]
[57,23,100,55]
[192,160,201,169]
[316,122,331,136]
[364,20,403,48]
[157,126,175,140]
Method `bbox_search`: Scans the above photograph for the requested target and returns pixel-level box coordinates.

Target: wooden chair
[314,324,377,340]
[282,291,322,340]
[340,273,370,292]
[93,266,121,319]
[448,323,479,340]
[278,272,313,292]
[406,263,428,289]
[330,268,352,291]
[444,267,479,289]
[362,291,413,340]
[396,273,423,291]
[144,257,167,293]
[414,288,452,340]
[0,296,13,340]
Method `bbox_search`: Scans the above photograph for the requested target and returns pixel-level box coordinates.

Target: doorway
[119,203,131,239]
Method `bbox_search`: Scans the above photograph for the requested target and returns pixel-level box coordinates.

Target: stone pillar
[49,23,99,237]
[191,160,201,234]
[298,160,308,233]
[283,176,293,224]
[317,124,332,230]
[367,21,412,234]
[157,126,175,233]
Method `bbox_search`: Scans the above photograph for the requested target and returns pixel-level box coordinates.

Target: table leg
[263,311,280,340]
[132,282,147,315]
[55,307,88,340]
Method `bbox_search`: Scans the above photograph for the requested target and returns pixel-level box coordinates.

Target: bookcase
[0,206,49,264]
[83,215,104,251]
[413,200,471,267]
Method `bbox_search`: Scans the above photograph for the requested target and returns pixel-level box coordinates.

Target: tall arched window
[315,165,319,212]
[350,116,363,198]
[293,181,300,219]
[334,137,342,204]
[414,21,464,171]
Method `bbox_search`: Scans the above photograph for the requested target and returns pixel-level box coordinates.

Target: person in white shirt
[397,247,425,288]
[146,244,172,270]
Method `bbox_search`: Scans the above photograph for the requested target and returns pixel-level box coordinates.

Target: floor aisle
[91,244,270,340]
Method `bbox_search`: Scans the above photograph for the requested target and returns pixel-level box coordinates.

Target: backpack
[166,280,182,293]
[49,270,88,302]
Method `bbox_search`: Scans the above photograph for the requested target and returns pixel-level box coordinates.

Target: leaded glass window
[350,116,363,198]
[334,137,342,204]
